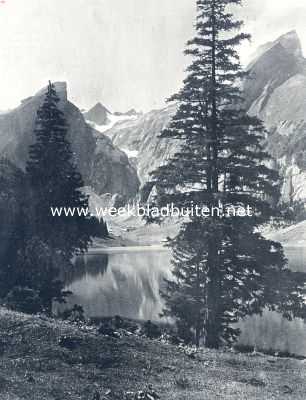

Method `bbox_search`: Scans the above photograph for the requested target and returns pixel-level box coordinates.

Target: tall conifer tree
[150,0,306,348]
[26,81,93,259]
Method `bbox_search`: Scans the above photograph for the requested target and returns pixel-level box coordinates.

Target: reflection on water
[63,250,172,321]
[237,246,306,356]
[284,246,306,272]
[62,246,306,355]
[237,310,306,356]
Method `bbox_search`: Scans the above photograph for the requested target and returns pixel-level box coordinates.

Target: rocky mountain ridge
[104,104,177,185]
[245,30,306,203]
[102,30,306,203]
[0,83,139,199]
[3,31,304,204]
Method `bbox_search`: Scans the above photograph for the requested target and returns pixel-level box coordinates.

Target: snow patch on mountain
[120,148,138,159]
[86,113,139,135]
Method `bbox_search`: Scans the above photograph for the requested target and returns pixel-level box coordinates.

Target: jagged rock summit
[276,30,303,58]
[0,81,94,180]
[84,102,112,126]
[102,31,306,204]
[245,30,306,202]
[0,82,140,200]
[249,30,303,68]
[245,30,306,113]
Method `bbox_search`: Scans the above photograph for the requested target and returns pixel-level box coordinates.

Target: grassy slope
[0,308,305,399]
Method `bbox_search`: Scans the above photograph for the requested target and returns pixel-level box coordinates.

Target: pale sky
[0,0,306,112]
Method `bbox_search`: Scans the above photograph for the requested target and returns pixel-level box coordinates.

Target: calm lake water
[62,246,306,356]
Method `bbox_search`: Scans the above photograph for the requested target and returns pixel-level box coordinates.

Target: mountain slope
[245,30,305,113]
[246,30,306,121]
[102,31,306,203]
[91,133,140,197]
[245,30,306,203]
[105,104,177,185]
[0,83,139,199]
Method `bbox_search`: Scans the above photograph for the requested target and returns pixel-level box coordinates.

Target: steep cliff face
[245,31,305,111]
[2,33,303,203]
[105,104,177,185]
[109,30,306,202]
[90,133,140,197]
[102,32,306,200]
[0,82,94,183]
[0,83,139,199]
[245,30,306,203]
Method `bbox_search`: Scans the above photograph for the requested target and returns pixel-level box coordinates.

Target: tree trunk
[195,324,201,348]
[205,235,221,349]
[204,0,221,350]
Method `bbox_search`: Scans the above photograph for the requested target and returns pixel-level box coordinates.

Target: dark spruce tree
[149,0,306,348]
[26,81,93,258]
[21,81,99,313]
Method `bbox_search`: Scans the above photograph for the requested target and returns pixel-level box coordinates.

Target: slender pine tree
[149,0,306,348]
[26,81,94,259]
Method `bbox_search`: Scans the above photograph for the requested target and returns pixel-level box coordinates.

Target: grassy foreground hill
[0,307,305,399]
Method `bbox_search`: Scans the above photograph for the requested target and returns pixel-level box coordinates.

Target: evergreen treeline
[0,82,107,314]
[148,0,306,348]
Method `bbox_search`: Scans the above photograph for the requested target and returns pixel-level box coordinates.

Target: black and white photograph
[1,0,306,398]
